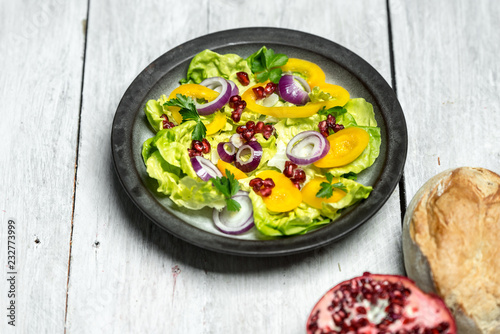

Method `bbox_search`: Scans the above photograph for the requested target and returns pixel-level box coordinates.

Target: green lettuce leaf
[344,98,377,127]
[144,99,165,132]
[316,177,372,219]
[181,49,255,91]
[170,176,226,210]
[249,192,328,236]
[249,176,372,236]
[145,151,182,195]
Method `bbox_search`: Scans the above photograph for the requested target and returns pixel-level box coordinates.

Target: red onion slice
[230,133,244,148]
[212,193,254,235]
[227,80,239,97]
[190,156,223,181]
[234,141,263,173]
[278,74,311,105]
[217,142,237,163]
[196,77,231,115]
[286,131,330,165]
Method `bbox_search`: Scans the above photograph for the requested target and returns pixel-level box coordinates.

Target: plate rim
[111,27,408,257]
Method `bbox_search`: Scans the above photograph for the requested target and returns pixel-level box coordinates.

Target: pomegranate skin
[306,272,456,334]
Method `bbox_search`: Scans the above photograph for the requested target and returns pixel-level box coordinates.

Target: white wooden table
[1,1,498,333]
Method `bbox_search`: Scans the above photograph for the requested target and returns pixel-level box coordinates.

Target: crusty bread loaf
[403,167,500,334]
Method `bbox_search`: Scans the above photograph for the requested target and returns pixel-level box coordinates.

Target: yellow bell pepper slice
[301,177,346,209]
[241,82,350,118]
[280,58,326,87]
[313,127,370,168]
[217,160,248,180]
[255,171,302,212]
[205,112,227,135]
[166,84,223,128]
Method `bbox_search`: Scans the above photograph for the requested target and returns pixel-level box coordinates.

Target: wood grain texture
[0,0,87,332]
[390,0,500,202]
[65,0,402,333]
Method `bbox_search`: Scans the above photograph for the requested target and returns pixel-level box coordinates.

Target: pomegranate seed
[283,164,295,178]
[264,82,277,96]
[264,124,273,133]
[262,178,275,188]
[237,100,247,110]
[231,111,241,123]
[293,169,306,182]
[252,86,265,100]
[242,129,254,141]
[259,187,272,197]
[236,125,246,134]
[188,149,201,157]
[249,178,263,188]
[163,122,175,129]
[246,121,255,130]
[327,114,336,127]
[318,120,328,132]
[201,138,211,154]
[236,72,250,86]
[356,306,367,314]
[229,95,241,108]
[292,181,301,189]
[255,121,264,133]
[192,140,204,152]
[252,185,261,193]
[263,130,272,139]
[333,124,344,133]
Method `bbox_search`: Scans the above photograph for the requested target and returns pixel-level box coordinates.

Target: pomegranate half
[306,272,456,334]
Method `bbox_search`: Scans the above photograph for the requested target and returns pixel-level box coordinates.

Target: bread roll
[403,167,500,334]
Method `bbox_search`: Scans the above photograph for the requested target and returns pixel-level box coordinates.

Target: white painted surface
[0,0,87,333]
[1,0,497,332]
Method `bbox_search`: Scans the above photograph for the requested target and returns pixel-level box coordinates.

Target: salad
[141,47,381,237]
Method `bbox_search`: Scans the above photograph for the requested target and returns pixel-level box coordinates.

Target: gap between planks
[64,0,91,332]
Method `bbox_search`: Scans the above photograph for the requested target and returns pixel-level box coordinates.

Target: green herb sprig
[250,48,288,83]
[316,173,347,199]
[164,94,206,141]
[212,170,241,212]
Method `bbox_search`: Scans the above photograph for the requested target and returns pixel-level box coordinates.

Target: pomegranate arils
[264,82,277,95]
[242,130,254,141]
[231,110,241,123]
[249,178,263,188]
[201,138,211,154]
[255,121,264,132]
[188,138,210,157]
[161,114,176,129]
[307,273,456,334]
[250,177,275,197]
[246,121,255,130]
[229,95,241,108]
[262,178,275,188]
[192,140,204,152]
[318,114,344,137]
[253,86,265,100]
[228,94,246,123]
[236,72,250,86]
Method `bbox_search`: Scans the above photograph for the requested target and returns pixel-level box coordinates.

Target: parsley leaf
[318,106,348,118]
[211,170,241,212]
[250,47,289,84]
[164,94,206,141]
[316,173,347,199]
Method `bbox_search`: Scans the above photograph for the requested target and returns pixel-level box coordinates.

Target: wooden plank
[0,0,87,332]
[66,0,403,332]
[390,0,500,202]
